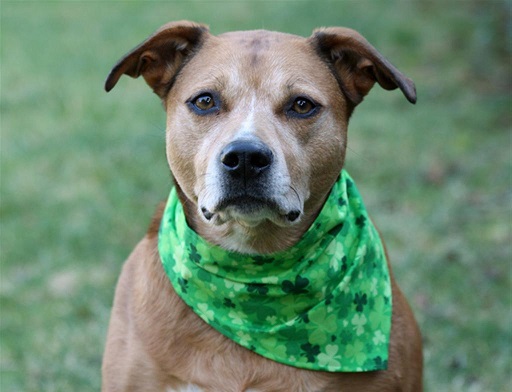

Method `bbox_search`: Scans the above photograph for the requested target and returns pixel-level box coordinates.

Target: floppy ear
[105,20,209,97]
[309,27,416,106]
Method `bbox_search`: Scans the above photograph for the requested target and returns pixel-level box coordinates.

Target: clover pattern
[159,170,392,372]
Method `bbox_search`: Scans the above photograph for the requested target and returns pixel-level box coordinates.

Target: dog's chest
[154,293,334,392]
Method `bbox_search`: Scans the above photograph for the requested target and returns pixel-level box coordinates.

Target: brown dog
[102,21,422,391]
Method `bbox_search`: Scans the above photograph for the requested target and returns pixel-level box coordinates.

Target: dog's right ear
[105,21,209,98]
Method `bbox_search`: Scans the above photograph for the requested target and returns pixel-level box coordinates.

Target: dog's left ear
[310,27,416,105]
[105,20,209,98]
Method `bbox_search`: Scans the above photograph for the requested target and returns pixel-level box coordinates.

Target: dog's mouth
[200,195,302,227]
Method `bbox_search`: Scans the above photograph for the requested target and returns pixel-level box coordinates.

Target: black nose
[220,140,273,179]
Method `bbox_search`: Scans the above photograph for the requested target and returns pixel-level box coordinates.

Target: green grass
[1,1,510,391]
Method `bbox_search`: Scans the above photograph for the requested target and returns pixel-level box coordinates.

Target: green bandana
[158,170,392,372]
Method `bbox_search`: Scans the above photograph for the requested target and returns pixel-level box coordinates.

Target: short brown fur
[102,21,422,391]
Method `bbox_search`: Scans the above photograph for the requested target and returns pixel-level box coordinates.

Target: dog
[102,21,423,391]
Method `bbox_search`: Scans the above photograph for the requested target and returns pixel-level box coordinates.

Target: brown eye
[194,94,215,111]
[289,97,317,117]
[188,92,220,115]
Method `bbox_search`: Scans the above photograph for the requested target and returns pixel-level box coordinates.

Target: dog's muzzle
[200,139,302,225]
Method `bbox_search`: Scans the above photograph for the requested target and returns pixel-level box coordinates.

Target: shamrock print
[247,283,269,296]
[355,215,366,228]
[318,344,342,371]
[300,342,321,363]
[373,356,388,370]
[327,223,344,237]
[351,313,367,336]
[369,296,388,330]
[353,292,368,312]
[223,298,235,308]
[372,330,386,345]
[297,312,310,324]
[337,255,348,275]
[189,244,202,263]
[252,255,275,266]
[177,277,188,293]
[282,275,310,294]
[236,331,252,346]
[228,310,246,325]
[309,306,338,344]
[197,303,214,322]
[344,340,367,366]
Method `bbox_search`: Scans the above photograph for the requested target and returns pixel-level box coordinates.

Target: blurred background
[1,1,510,391]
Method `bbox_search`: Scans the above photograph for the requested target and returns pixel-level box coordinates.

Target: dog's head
[106,21,415,252]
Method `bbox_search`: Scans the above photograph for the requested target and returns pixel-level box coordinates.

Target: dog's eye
[194,94,215,111]
[292,98,313,114]
[187,92,220,115]
[288,97,317,118]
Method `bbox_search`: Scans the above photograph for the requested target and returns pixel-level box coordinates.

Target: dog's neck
[175,184,324,254]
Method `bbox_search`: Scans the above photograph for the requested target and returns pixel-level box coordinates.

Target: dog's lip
[201,196,302,224]
[217,195,279,213]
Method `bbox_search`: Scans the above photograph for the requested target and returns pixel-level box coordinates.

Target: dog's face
[165,30,348,228]
[106,21,415,250]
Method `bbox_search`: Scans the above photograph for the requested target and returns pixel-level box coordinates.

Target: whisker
[289,185,302,205]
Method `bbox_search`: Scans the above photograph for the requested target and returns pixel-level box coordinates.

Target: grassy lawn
[1,1,510,391]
